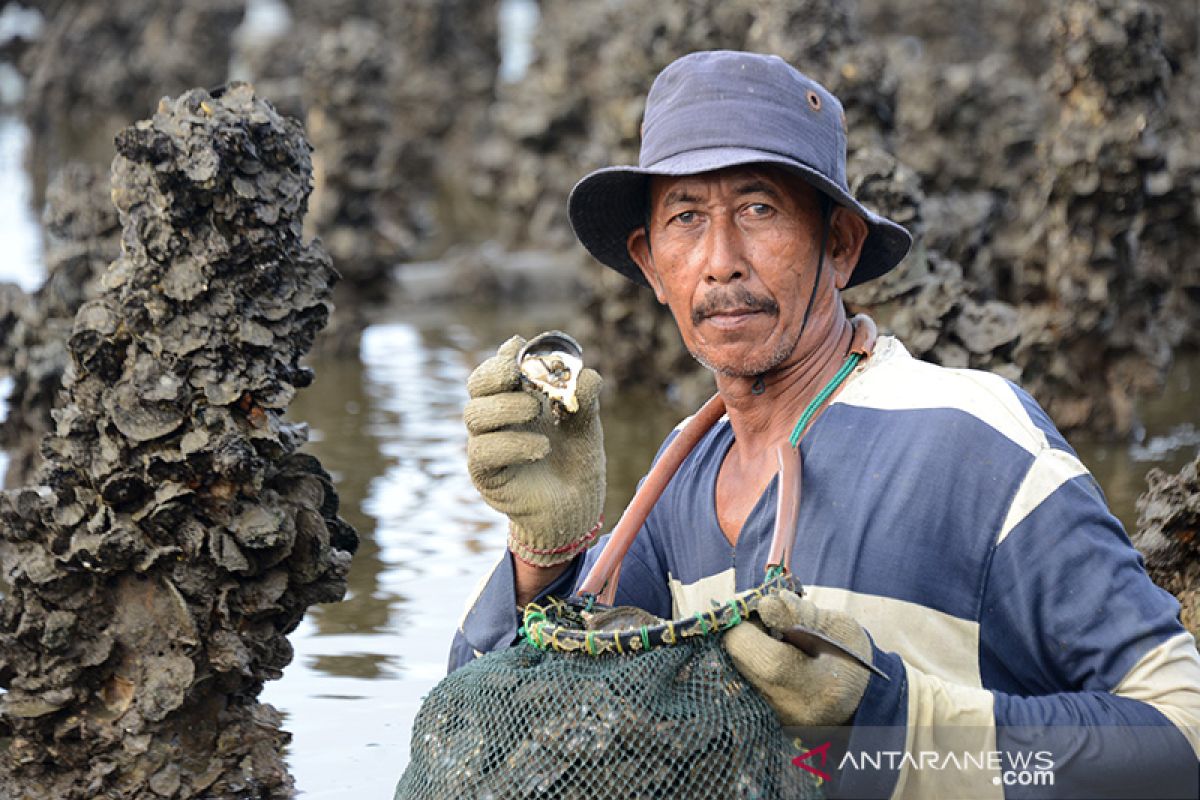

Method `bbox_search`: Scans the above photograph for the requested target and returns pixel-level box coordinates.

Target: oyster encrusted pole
[0,84,358,799]
[1134,453,1200,638]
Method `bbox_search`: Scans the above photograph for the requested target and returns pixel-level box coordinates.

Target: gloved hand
[724,589,872,727]
[464,335,605,567]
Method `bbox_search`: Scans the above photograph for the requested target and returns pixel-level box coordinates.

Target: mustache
[691,287,779,326]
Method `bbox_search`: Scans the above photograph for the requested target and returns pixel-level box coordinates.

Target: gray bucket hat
[568,50,912,289]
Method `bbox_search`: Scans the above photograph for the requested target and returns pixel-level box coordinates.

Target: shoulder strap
[767,314,877,573]
[578,394,725,604]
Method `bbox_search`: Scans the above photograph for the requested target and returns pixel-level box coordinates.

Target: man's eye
[671,211,698,225]
[746,203,772,216]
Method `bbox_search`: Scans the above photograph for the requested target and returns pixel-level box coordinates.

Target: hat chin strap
[750,200,832,396]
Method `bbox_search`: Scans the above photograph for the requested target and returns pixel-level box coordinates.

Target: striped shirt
[450,336,1200,797]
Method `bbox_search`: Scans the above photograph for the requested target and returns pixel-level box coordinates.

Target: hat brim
[568,147,913,289]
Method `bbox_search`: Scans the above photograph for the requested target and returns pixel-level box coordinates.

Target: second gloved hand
[724,589,873,727]
[464,335,605,567]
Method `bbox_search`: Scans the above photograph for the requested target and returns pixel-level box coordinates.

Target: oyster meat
[517,331,584,419]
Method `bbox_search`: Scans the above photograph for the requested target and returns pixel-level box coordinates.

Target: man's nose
[703,217,746,284]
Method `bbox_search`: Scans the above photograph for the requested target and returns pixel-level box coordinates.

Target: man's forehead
[649,165,817,205]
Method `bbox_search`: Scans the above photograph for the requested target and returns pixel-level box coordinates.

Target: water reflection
[0,116,43,290]
[1075,354,1200,526]
[308,652,401,681]
[287,350,394,637]
[264,314,524,798]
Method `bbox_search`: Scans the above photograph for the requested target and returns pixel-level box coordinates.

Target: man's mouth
[691,289,779,327]
[703,307,764,328]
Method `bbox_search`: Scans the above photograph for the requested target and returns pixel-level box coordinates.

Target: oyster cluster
[841,147,1022,381]
[1134,453,1200,637]
[246,0,500,351]
[14,1,500,354]
[848,0,1184,432]
[0,83,357,799]
[304,18,414,292]
[1009,0,1175,432]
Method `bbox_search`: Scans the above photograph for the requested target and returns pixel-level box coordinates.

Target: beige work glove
[464,335,605,567]
[724,589,872,727]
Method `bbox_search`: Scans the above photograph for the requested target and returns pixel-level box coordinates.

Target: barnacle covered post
[1134,453,1200,638]
[302,18,405,352]
[0,84,358,799]
[1012,0,1175,434]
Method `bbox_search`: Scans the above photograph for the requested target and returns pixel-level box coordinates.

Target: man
[451,51,1200,797]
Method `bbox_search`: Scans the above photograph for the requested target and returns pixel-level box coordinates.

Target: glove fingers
[467,336,526,398]
[724,621,806,684]
[756,593,798,630]
[575,368,603,411]
[730,594,873,729]
[761,589,823,629]
[762,592,871,661]
[464,392,541,435]
[467,431,550,481]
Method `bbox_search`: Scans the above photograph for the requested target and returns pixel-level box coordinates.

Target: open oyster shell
[517,331,584,420]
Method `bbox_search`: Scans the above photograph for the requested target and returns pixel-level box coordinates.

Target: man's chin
[690,344,791,379]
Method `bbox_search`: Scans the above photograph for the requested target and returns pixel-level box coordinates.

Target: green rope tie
[726,598,743,627]
[788,352,862,448]
[639,625,651,651]
[522,609,547,648]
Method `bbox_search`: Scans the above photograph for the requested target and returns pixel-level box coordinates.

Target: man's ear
[828,207,869,290]
[627,226,667,303]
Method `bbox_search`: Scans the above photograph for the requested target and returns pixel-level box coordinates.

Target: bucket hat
[568,50,912,289]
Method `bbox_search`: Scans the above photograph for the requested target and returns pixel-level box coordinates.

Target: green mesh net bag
[394,574,821,799]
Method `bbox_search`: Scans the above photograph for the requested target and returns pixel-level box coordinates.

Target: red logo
[792,741,832,782]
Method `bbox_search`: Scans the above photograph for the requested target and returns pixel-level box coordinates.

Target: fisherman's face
[626,165,862,378]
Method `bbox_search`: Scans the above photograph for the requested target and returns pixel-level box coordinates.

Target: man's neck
[715,314,855,454]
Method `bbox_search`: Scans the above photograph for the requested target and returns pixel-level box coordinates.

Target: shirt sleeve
[980,464,1200,798]
[447,550,584,673]
[839,451,1200,799]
